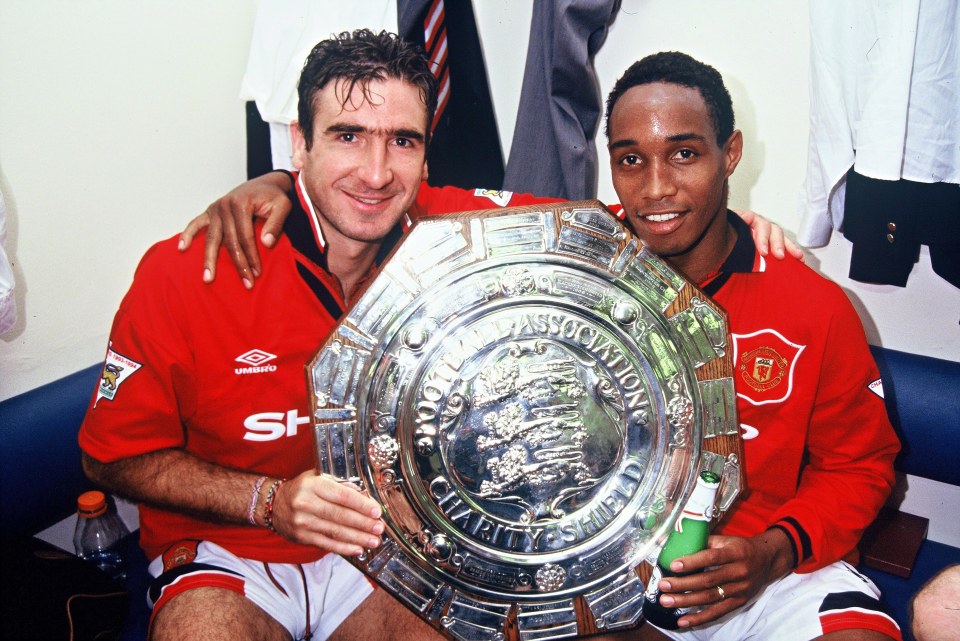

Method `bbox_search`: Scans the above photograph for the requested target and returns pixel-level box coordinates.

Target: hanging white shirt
[797,0,960,246]
[239,1,398,169]
[0,189,17,335]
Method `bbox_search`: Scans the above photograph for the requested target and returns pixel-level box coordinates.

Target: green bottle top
[657,470,720,569]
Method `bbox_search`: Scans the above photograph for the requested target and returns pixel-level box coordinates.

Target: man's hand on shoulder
[178,171,295,288]
[733,209,804,262]
[654,528,795,628]
[268,470,385,557]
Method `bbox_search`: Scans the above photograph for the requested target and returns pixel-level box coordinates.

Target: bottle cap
[698,470,721,487]
[77,490,108,518]
[680,471,721,523]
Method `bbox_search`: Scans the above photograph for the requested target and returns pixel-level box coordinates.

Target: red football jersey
[80,177,384,562]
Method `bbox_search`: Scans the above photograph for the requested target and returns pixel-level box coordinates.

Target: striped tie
[423,0,450,133]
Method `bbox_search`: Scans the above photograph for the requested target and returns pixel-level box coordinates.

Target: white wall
[473,0,959,547]
[0,0,257,398]
[479,0,959,361]
[5,1,957,545]
[2,1,955,402]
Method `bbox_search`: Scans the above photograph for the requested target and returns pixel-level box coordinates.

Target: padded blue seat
[1,346,957,640]
[863,541,960,641]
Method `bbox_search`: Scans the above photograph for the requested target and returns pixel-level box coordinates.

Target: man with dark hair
[602,51,900,640]
[79,29,447,641]
[188,49,901,641]
[604,51,735,147]
[295,30,438,150]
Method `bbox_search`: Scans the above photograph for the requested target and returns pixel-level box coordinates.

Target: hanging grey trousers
[502,0,621,200]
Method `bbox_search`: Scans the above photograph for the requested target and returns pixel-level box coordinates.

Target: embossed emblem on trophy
[309,201,744,640]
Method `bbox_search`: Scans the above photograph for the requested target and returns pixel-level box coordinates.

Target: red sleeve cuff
[769,516,813,569]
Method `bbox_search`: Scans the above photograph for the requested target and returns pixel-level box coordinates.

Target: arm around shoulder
[178,170,295,286]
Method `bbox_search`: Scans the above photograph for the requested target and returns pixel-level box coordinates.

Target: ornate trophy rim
[309,200,743,640]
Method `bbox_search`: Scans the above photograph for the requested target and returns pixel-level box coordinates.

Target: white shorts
[146,540,374,641]
[652,561,902,641]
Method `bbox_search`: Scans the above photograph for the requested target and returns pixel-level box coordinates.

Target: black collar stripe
[285,197,327,270]
[702,211,756,297]
[295,260,344,321]
[284,183,406,315]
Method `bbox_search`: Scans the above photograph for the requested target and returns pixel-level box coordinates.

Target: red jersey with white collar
[702,213,898,572]
[79,178,548,564]
[80,177,401,563]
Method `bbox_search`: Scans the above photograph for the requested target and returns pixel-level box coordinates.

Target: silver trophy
[309,201,743,640]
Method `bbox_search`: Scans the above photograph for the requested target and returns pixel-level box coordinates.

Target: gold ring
[716,585,726,600]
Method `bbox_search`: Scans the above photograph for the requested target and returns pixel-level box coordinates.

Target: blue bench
[860,347,960,640]
[2,347,957,640]
[0,364,151,641]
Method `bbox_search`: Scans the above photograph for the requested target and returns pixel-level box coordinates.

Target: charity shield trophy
[308,201,744,640]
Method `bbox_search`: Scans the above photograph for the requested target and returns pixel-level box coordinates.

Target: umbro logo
[235,349,278,375]
[236,349,276,366]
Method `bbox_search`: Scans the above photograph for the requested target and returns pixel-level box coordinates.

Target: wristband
[247,475,267,526]
[263,478,286,533]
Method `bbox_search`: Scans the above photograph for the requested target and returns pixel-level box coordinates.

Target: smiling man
[607,76,739,280]
[603,52,901,641]
[79,30,447,641]
[289,53,430,298]
[167,40,897,641]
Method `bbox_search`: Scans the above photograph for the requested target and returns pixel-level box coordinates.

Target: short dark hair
[604,51,735,145]
[297,29,438,149]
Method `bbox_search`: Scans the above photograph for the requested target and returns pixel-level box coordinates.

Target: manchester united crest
[161,541,199,571]
[733,329,804,405]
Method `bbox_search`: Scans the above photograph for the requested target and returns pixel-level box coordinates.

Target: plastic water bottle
[73,490,129,582]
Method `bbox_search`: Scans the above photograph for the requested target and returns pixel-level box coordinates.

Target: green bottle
[642,470,721,629]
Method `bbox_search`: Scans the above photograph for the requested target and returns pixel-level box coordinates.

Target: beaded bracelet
[247,475,267,526]
[263,478,286,533]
